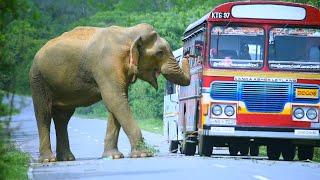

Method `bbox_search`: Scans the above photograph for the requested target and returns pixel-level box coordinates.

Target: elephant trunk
[161,57,190,86]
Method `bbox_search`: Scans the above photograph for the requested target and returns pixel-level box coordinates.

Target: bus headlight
[306,108,317,120]
[212,105,222,116]
[294,108,304,119]
[224,105,235,116]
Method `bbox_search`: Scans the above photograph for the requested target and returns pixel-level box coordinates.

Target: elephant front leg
[102,112,124,159]
[100,83,153,158]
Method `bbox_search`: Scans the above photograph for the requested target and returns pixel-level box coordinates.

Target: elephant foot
[39,152,56,163]
[56,151,75,161]
[130,150,153,158]
[102,149,124,159]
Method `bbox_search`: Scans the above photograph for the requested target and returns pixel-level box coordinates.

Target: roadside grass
[75,111,164,135]
[313,148,320,162]
[258,146,320,162]
[75,103,163,134]
[137,118,163,135]
[0,126,30,180]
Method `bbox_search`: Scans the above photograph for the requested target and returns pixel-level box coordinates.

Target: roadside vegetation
[0,132,30,180]
[0,102,30,180]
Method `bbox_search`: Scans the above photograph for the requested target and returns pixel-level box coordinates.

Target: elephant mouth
[150,68,161,90]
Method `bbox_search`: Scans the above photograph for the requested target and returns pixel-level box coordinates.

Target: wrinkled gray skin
[29,23,190,162]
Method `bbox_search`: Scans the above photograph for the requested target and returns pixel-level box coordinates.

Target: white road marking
[213,164,228,168]
[253,175,270,180]
[94,139,99,142]
[74,129,78,132]
[87,135,91,138]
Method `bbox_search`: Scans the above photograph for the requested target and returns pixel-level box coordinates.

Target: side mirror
[166,80,174,95]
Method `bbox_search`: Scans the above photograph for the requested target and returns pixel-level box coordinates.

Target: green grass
[75,112,164,135]
[137,118,163,134]
[312,147,320,162]
[75,102,164,134]
[0,129,30,180]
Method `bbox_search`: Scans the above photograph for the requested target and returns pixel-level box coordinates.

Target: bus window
[268,27,320,72]
[184,31,204,67]
[195,40,204,57]
[209,26,264,69]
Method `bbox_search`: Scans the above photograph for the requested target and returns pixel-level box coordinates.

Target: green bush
[0,125,30,180]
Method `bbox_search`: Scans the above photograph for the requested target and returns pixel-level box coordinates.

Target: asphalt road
[3,96,320,180]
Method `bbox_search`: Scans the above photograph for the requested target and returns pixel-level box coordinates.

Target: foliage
[0,125,30,180]
[137,118,163,134]
[75,101,108,119]
[136,139,159,156]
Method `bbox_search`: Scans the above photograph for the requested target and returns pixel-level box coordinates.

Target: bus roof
[184,1,320,34]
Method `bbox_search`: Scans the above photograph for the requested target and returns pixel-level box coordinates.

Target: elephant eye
[156,50,164,58]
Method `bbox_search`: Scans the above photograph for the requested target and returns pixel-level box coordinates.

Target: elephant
[29,23,190,162]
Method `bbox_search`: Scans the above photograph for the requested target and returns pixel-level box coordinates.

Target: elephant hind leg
[30,66,55,162]
[52,108,75,161]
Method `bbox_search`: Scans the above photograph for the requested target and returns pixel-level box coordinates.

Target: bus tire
[184,141,196,156]
[250,144,259,156]
[169,140,179,153]
[298,145,314,161]
[281,144,296,161]
[239,145,249,156]
[267,145,281,160]
[199,135,212,157]
[229,143,239,156]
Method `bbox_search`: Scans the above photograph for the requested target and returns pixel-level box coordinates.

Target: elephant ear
[129,37,142,83]
[129,31,157,83]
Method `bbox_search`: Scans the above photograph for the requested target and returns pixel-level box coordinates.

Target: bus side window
[195,40,204,57]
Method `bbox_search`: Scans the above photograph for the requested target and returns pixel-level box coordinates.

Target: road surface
[2,96,320,180]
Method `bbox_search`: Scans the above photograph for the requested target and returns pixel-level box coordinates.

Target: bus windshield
[268,27,320,72]
[209,26,264,69]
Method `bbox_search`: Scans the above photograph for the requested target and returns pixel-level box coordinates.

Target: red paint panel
[297,79,320,85]
[203,75,234,88]
[237,114,310,128]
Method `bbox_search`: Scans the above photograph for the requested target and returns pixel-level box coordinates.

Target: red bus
[164,1,320,161]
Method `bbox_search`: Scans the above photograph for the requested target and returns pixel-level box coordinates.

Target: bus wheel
[228,143,239,156]
[250,144,259,156]
[199,135,212,157]
[184,140,196,156]
[281,144,296,161]
[169,140,179,153]
[267,145,281,160]
[239,145,249,156]
[298,145,314,161]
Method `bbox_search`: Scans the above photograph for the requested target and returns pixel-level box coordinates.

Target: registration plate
[295,88,318,99]
[211,127,235,134]
[294,129,319,136]
[210,119,236,125]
